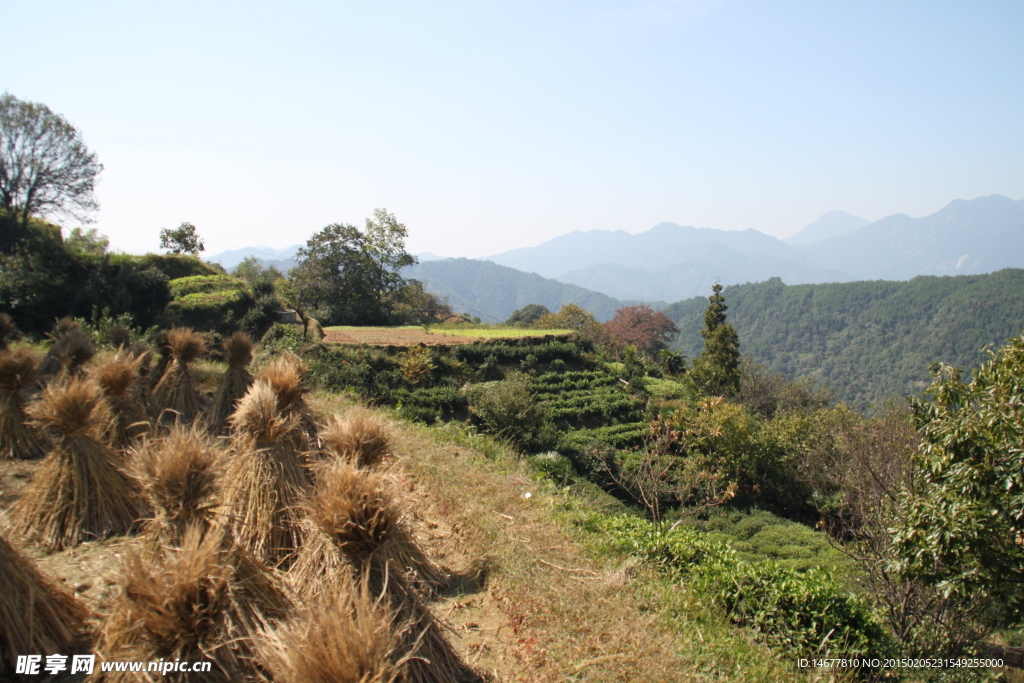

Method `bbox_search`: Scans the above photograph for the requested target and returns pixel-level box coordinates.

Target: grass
[326,325,569,339]
[309,392,814,682]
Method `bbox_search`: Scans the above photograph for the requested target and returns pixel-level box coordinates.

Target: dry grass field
[322,326,570,346]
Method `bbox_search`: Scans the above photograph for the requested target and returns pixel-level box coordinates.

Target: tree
[0,93,103,252]
[232,255,283,286]
[691,283,741,395]
[506,304,550,327]
[65,227,109,257]
[288,208,416,325]
[159,222,205,255]
[603,304,679,357]
[892,335,1024,620]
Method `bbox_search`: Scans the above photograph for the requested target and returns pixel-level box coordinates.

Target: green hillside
[664,269,1024,407]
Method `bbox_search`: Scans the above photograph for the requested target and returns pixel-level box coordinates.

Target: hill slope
[403,258,658,322]
[664,269,1024,407]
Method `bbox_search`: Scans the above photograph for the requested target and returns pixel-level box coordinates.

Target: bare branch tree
[0,93,102,243]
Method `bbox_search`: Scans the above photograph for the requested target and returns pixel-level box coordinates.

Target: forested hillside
[665,269,1024,406]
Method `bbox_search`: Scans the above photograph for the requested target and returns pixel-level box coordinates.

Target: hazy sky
[5,1,1023,259]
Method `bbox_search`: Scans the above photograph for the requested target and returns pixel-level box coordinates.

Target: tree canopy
[288,209,417,325]
[603,304,679,357]
[159,222,205,255]
[691,283,741,395]
[0,93,102,251]
[893,335,1024,617]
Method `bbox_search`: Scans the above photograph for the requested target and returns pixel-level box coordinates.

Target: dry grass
[9,378,144,549]
[208,332,254,434]
[96,524,277,682]
[49,326,96,378]
[223,380,311,566]
[257,570,412,683]
[258,352,317,437]
[0,347,48,460]
[294,461,441,591]
[133,426,225,546]
[292,461,470,683]
[106,323,132,350]
[153,328,208,425]
[319,407,393,468]
[92,352,151,449]
[0,532,91,675]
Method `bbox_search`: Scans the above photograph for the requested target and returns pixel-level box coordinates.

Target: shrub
[165,289,254,332]
[466,372,552,451]
[168,275,245,298]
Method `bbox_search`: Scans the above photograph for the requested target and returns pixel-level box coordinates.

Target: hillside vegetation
[664,269,1024,407]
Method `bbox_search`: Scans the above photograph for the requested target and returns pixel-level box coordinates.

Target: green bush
[132,253,220,280]
[168,274,245,297]
[592,514,890,663]
[164,288,254,332]
[260,323,308,355]
[527,451,576,484]
[467,372,553,450]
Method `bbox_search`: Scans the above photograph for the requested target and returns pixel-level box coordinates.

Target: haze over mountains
[208,194,1024,323]
[484,194,1024,302]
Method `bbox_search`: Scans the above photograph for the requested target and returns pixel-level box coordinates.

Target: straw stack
[0,348,48,460]
[222,380,312,566]
[153,328,207,425]
[207,332,254,434]
[9,378,144,549]
[92,352,151,450]
[0,533,91,676]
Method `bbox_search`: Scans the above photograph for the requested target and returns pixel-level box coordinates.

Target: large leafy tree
[0,94,102,252]
[289,208,416,325]
[893,334,1024,618]
[159,221,205,255]
[691,283,741,395]
[603,304,679,357]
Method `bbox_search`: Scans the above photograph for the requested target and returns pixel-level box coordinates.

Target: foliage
[168,275,245,297]
[603,304,679,357]
[289,209,416,325]
[385,279,453,325]
[591,514,889,661]
[892,333,1024,620]
[64,227,109,256]
[398,345,435,384]
[690,283,741,396]
[0,93,102,252]
[535,303,599,332]
[466,372,554,450]
[164,275,255,333]
[232,255,283,286]
[159,221,205,255]
[506,304,550,327]
[665,271,1024,408]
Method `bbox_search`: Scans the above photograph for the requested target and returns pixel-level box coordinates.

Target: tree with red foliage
[603,304,679,357]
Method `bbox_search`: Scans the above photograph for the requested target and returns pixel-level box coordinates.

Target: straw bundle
[96,524,288,683]
[291,463,470,683]
[106,323,132,350]
[0,312,19,351]
[92,352,151,449]
[319,407,393,469]
[0,533,91,676]
[207,332,254,434]
[150,330,173,390]
[133,426,225,547]
[258,353,318,439]
[222,380,312,566]
[47,326,96,378]
[0,348,48,460]
[9,378,145,549]
[153,328,207,425]
[256,570,413,683]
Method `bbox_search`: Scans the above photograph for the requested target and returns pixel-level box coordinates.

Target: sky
[5,0,1023,259]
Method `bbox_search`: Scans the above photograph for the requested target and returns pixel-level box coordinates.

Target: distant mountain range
[207,194,1023,324]
[484,194,1024,302]
[402,258,661,323]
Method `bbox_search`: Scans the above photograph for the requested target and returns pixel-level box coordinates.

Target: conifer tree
[691,283,741,395]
